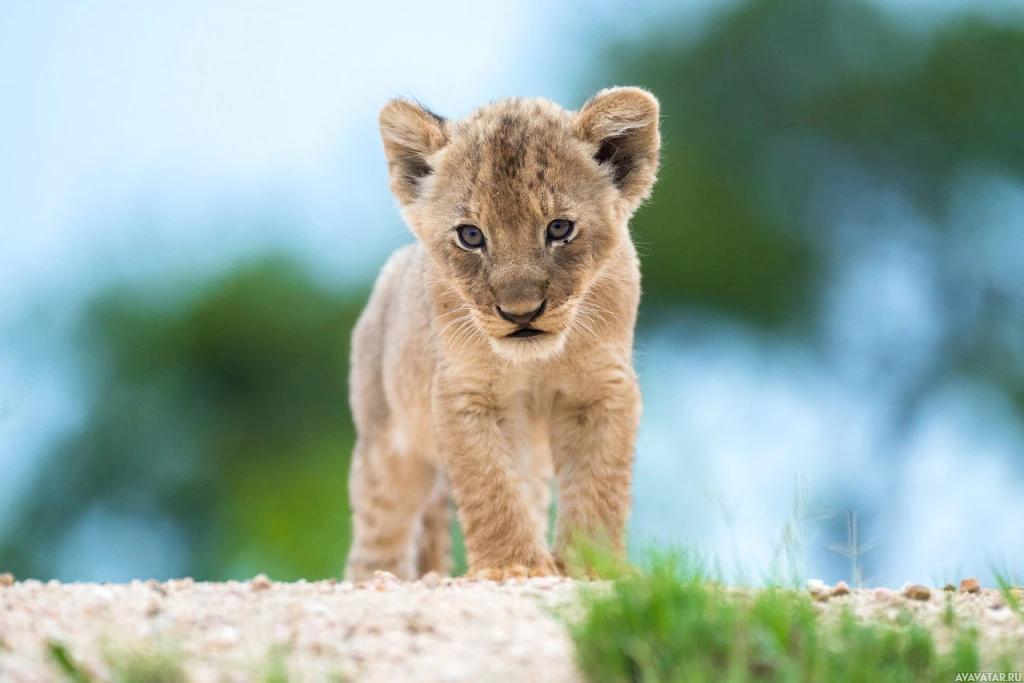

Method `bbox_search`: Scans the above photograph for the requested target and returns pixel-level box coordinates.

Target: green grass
[48,640,186,683]
[570,553,1019,683]
[988,557,1023,622]
[48,642,92,683]
[107,648,185,683]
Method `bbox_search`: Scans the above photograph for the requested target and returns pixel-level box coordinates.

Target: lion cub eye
[456,225,485,249]
[546,219,575,242]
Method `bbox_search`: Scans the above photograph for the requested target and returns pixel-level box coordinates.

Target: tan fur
[344,88,660,580]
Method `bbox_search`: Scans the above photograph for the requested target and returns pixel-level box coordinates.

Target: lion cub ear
[574,87,661,207]
[379,99,448,206]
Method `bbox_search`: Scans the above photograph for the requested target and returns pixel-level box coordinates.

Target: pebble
[830,581,851,596]
[167,577,194,591]
[0,573,14,587]
[374,571,400,585]
[205,626,240,647]
[92,586,115,603]
[251,574,273,592]
[903,584,931,601]
[960,578,981,594]
[806,579,829,601]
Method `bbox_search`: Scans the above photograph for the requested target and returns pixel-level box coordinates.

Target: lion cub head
[379,87,660,362]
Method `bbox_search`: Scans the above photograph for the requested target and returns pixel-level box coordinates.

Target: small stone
[406,612,433,634]
[205,625,240,647]
[252,573,273,592]
[830,581,851,596]
[93,586,115,603]
[806,579,828,601]
[302,600,330,615]
[903,584,931,601]
[373,570,400,585]
[0,573,14,587]
[959,578,981,594]
[420,571,441,588]
[942,584,956,592]
[991,607,1017,623]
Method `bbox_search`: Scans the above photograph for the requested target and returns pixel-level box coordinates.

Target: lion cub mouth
[506,327,545,339]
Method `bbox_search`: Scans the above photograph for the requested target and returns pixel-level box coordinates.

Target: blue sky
[0,0,566,308]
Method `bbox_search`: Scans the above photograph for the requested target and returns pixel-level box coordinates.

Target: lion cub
[344,87,660,580]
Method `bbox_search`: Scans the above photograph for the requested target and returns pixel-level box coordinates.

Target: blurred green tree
[1,257,364,581]
[613,0,1024,321]
[598,0,1024,433]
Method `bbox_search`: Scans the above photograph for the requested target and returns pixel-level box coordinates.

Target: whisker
[437,313,473,339]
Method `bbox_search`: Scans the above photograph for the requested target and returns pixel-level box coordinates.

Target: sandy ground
[1,573,1022,682]
[0,573,582,682]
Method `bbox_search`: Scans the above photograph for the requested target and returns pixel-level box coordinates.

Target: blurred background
[2,0,1023,587]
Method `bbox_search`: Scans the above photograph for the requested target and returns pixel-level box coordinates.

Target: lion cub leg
[345,435,438,581]
[433,384,557,579]
[416,477,452,577]
[527,421,554,542]
[550,370,641,574]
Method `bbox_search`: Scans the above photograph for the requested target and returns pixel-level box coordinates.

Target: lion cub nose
[496,300,547,326]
